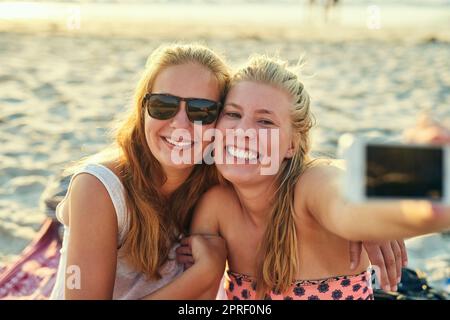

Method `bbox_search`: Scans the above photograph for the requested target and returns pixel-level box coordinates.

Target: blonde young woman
[50,44,229,299]
[185,55,450,300]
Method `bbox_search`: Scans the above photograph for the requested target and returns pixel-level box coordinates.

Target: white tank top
[49,163,184,300]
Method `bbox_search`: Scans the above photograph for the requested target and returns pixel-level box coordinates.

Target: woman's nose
[169,102,190,129]
[232,117,259,146]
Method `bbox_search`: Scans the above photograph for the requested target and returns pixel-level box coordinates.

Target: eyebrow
[225,102,277,116]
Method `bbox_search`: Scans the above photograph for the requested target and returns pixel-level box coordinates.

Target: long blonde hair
[230,55,314,298]
[72,43,230,279]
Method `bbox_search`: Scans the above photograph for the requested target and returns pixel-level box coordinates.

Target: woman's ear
[285,140,295,159]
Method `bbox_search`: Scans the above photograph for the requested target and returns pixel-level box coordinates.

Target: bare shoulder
[294,161,345,214]
[196,184,240,218]
[199,184,239,209]
[297,161,344,189]
[67,172,118,229]
[70,172,113,201]
[191,184,239,235]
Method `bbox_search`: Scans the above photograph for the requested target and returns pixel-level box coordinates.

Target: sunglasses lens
[146,95,179,120]
[187,99,220,124]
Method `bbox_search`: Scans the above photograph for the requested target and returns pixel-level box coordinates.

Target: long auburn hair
[229,55,315,298]
[73,43,230,279]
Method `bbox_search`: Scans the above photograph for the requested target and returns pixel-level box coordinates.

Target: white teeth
[165,137,193,148]
[226,146,258,161]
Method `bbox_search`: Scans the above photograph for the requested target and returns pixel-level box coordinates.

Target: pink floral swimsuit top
[225,269,374,300]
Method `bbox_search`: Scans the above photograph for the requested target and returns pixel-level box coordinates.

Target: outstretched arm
[300,165,450,242]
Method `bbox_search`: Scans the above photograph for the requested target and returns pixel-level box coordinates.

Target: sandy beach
[1,0,449,292]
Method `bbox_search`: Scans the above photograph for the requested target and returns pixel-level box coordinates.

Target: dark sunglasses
[143,93,222,125]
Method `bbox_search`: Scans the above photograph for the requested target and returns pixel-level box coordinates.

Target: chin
[216,163,263,186]
[149,137,202,172]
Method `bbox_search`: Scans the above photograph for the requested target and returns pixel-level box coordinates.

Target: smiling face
[215,81,296,185]
[144,63,220,172]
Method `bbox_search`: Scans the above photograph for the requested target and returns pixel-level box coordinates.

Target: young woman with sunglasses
[183,55,450,300]
[50,44,230,299]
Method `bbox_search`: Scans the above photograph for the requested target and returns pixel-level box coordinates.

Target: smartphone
[338,134,450,205]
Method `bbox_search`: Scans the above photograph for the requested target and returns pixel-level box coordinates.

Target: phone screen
[365,144,443,200]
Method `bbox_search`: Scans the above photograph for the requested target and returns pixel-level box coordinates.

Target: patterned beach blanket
[0,218,61,299]
[0,172,69,300]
